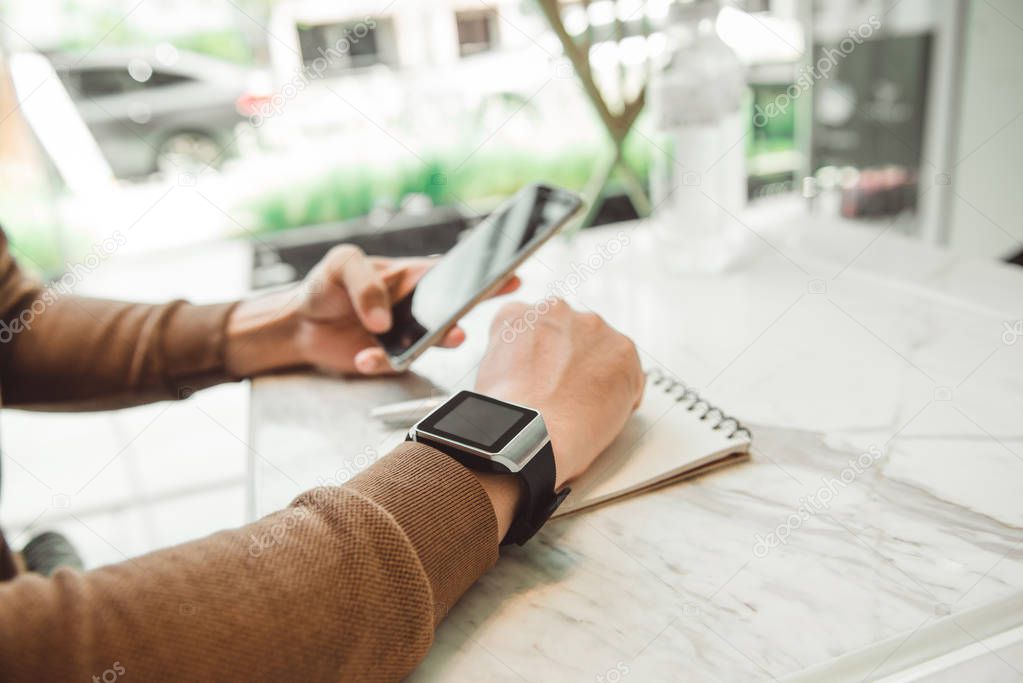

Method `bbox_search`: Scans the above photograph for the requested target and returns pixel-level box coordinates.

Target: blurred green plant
[54,0,145,51]
[750,84,797,153]
[168,31,254,65]
[242,140,655,234]
[53,1,254,64]
[0,187,67,276]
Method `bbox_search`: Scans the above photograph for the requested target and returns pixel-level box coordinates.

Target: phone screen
[377,184,581,363]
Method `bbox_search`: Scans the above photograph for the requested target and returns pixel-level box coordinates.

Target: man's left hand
[224,244,519,377]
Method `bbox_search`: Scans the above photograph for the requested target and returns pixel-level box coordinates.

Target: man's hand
[225,244,519,377]
[476,298,645,490]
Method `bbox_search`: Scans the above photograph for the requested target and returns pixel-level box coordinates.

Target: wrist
[225,290,305,377]
[470,470,522,543]
[413,389,569,547]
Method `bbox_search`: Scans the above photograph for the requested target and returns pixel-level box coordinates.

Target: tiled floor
[0,237,254,569]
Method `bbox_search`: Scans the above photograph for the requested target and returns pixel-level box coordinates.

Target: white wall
[945,0,1023,259]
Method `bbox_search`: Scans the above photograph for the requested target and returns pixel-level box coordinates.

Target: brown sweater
[0,230,499,681]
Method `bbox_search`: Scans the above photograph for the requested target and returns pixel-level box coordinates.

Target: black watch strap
[502,442,571,546]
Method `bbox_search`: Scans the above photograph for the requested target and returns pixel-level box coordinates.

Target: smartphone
[376,183,584,370]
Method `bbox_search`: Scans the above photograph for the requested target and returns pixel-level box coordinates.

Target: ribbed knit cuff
[344,442,500,624]
[159,300,241,396]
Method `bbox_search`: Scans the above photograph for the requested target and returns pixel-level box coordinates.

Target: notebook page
[554,378,751,516]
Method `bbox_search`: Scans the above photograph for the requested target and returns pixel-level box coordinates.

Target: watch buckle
[544,486,572,518]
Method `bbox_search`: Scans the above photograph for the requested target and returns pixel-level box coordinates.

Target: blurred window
[146,71,191,88]
[456,10,498,57]
[59,65,192,100]
[297,18,396,74]
[74,67,143,98]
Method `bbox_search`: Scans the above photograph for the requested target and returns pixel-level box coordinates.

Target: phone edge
[384,188,585,371]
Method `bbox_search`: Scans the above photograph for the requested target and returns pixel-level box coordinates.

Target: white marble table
[250,200,1023,681]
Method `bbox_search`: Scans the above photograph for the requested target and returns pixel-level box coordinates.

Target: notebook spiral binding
[647,368,751,440]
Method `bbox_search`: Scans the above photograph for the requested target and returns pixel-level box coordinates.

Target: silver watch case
[408,394,550,474]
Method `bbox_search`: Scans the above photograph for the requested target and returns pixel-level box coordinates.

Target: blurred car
[49,48,269,179]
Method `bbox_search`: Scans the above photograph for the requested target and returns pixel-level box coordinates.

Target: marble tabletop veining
[250,205,1023,681]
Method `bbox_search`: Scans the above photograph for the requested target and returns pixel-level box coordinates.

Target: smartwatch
[407,390,570,546]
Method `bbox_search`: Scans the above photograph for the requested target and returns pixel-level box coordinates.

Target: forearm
[0,295,238,409]
[223,288,305,377]
[0,230,241,408]
[0,443,504,682]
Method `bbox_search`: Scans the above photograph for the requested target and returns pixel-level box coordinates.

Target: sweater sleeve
[0,229,239,409]
[0,441,500,682]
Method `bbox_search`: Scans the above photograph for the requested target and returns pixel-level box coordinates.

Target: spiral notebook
[554,368,752,517]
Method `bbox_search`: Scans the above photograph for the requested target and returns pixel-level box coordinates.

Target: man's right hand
[475,298,645,490]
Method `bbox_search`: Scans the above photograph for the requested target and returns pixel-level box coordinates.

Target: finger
[631,345,645,410]
[378,258,521,302]
[329,246,392,333]
[353,347,399,375]
[491,275,521,297]
[372,256,430,275]
[439,326,466,348]
[379,258,431,300]
[634,369,646,410]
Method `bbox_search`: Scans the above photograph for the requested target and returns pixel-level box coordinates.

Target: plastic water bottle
[649,0,747,272]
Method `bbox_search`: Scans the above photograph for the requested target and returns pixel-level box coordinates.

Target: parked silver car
[50,48,268,179]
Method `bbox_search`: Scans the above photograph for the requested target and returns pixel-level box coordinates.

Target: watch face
[418,391,538,453]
